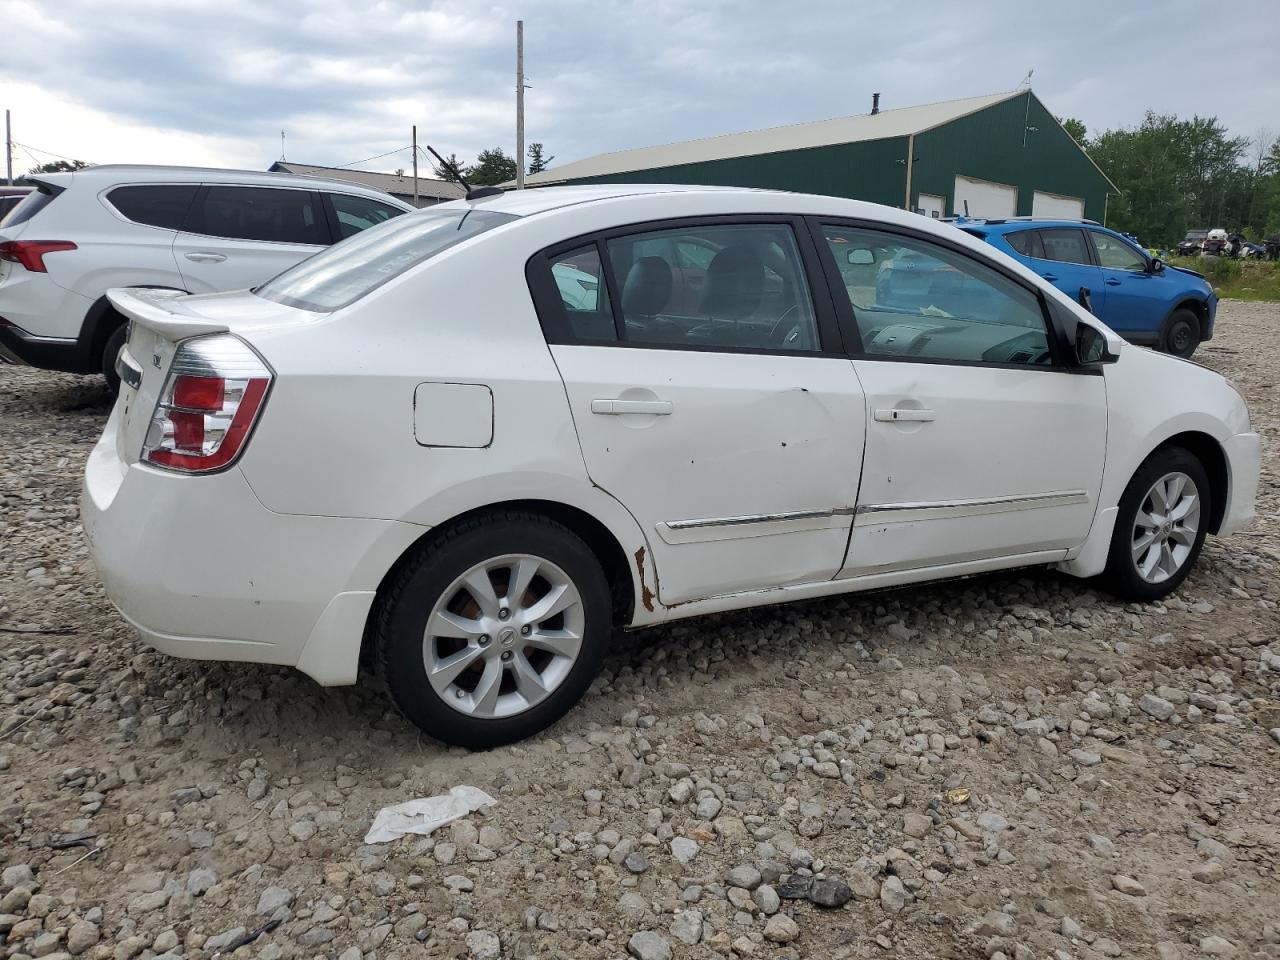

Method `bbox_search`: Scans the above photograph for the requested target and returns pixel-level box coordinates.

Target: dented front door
[550,346,866,605]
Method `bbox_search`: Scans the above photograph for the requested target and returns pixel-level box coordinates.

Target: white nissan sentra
[82,185,1261,747]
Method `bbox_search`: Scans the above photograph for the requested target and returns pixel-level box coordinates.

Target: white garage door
[953,175,1017,219]
[1032,191,1086,220]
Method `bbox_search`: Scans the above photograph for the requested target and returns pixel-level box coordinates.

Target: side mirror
[847,248,875,266]
[1076,323,1119,366]
[1149,257,1164,274]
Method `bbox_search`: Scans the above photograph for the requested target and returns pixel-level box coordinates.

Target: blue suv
[955,218,1216,358]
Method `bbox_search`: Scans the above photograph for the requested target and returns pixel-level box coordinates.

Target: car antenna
[426,145,504,201]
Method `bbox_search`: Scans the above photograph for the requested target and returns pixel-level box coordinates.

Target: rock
[752,884,781,914]
[465,930,501,960]
[1061,916,1083,938]
[1137,694,1175,721]
[67,921,99,956]
[763,914,800,943]
[256,885,294,915]
[776,876,813,900]
[624,850,649,874]
[902,813,932,838]
[1111,874,1146,896]
[444,874,474,892]
[617,891,649,922]
[725,865,762,890]
[880,875,908,913]
[971,911,1016,936]
[670,837,699,865]
[976,811,1009,832]
[627,930,673,960]
[1,865,34,887]
[807,877,852,908]
[1199,935,1236,956]
[1191,860,1225,884]
[1068,748,1102,766]
[186,868,217,896]
[203,927,246,953]
[670,909,703,946]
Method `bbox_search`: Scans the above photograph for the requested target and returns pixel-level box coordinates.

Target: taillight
[0,240,77,272]
[142,335,272,473]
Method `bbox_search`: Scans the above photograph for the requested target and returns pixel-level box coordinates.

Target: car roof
[966,218,1107,233]
[31,164,412,205]
[447,183,749,218]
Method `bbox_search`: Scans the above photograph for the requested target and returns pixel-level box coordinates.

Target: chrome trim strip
[666,507,853,531]
[855,490,1089,525]
[11,330,77,345]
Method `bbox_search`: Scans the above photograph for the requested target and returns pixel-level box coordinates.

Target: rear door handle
[1040,273,1058,282]
[591,399,673,416]
[185,252,227,263]
[874,408,936,422]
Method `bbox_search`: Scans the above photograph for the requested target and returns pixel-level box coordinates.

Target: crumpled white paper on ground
[363,785,497,844]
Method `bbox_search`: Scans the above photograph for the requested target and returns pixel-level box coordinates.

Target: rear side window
[1038,228,1092,265]
[1005,230,1045,259]
[192,186,327,245]
[551,245,615,342]
[108,184,198,230]
[256,207,515,312]
[1,187,58,228]
[329,193,405,240]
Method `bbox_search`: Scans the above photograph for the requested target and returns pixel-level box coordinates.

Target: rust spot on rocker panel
[634,546,655,612]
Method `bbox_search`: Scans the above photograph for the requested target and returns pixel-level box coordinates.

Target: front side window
[820,225,1053,366]
[256,207,515,312]
[107,184,198,231]
[194,186,327,245]
[1038,228,1093,265]
[1090,230,1147,272]
[329,193,406,240]
[599,223,821,352]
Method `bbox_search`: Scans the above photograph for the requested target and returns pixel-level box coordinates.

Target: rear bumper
[1218,431,1260,537]
[0,322,92,372]
[81,408,426,685]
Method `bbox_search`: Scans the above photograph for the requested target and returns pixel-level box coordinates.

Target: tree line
[1064,113,1279,247]
[432,142,553,186]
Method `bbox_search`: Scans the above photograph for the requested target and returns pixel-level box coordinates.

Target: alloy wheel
[423,554,584,718]
[1131,471,1200,584]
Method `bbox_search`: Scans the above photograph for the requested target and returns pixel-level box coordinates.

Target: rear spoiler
[106,288,230,340]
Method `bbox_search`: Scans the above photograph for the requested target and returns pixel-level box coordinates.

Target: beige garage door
[953,176,1017,219]
[1032,191,1085,219]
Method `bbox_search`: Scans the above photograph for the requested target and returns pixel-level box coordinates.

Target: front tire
[1161,308,1200,359]
[1099,447,1210,602]
[375,512,611,748]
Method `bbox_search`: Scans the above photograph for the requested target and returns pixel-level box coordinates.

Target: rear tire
[1098,447,1210,602]
[101,324,127,394]
[375,511,611,749]
[1161,308,1199,359]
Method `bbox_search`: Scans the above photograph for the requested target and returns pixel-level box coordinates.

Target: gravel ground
[1,299,1278,960]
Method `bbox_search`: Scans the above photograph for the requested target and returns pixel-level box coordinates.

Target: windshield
[255,206,516,312]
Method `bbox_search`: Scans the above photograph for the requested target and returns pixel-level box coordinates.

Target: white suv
[0,165,412,388]
[83,185,1259,748]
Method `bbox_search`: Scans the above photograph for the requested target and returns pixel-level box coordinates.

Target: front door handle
[874,408,936,423]
[1105,278,1122,286]
[185,252,227,263]
[1041,273,1059,282]
[591,399,673,416]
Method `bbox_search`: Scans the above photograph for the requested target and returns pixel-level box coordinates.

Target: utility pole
[412,124,419,206]
[515,20,525,190]
[5,110,12,185]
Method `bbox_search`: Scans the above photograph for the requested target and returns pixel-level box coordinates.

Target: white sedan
[82,185,1261,748]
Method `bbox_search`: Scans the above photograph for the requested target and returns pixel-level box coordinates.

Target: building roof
[269,161,465,201]
[525,91,1027,186]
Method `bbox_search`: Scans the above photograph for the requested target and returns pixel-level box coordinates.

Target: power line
[13,140,89,166]
[328,145,413,170]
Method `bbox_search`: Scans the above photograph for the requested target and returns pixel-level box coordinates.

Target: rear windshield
[255,207,516,312]
[0,186,58,228]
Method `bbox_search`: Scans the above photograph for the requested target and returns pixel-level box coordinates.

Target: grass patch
[1166,256,1280,301]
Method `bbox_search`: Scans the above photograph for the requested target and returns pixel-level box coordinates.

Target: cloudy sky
[3,0,1277,179]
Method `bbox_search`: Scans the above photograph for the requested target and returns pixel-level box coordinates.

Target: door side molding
[658,507,855,545]
[855,490,1089,526]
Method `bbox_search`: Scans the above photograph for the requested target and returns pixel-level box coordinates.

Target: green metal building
[524,90,1118,222]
